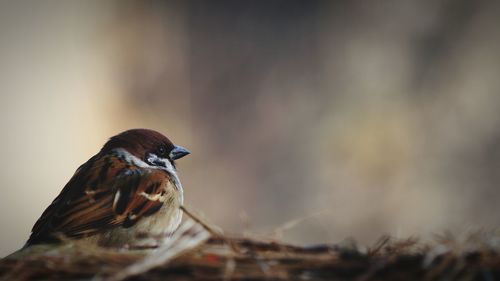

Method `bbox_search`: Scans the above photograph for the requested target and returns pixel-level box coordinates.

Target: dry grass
[2,211,500,281]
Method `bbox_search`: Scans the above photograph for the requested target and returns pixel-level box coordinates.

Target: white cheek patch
[114,148,152,169]
[146,153,183,194]
[113,148,184,202]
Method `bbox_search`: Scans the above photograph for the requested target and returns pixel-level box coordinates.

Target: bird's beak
[169,145,191,160]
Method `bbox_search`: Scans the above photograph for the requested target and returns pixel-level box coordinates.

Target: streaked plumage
[25,129,190,247]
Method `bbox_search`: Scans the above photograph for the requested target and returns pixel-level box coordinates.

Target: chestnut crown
[101,129,190,165]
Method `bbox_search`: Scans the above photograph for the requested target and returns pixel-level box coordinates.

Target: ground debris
[3,230,500,281]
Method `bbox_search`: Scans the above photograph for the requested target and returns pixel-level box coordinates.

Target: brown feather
[26,151,170,245]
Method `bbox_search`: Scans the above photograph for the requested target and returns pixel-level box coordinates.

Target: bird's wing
[27,152,170,245]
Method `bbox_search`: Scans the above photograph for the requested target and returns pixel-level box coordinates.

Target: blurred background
[1,0,500,257]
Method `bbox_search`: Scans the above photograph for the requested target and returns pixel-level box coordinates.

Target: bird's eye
[157,146,167,156]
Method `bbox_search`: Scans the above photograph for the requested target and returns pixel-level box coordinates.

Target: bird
[24,129,190,248]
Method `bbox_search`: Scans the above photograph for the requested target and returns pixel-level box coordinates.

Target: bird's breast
[88,180,183,247]
[134,180,183,235]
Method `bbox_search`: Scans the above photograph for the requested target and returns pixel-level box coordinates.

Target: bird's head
[101,129,190,170]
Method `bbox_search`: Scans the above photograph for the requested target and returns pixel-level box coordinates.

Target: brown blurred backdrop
[1,0,500,257]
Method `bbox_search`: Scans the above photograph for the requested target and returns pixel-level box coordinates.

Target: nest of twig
[2,210,500,281]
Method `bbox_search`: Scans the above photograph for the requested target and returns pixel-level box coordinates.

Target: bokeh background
[1,0,500,257]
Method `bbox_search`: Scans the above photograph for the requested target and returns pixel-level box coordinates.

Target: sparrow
[24,129,190,248]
